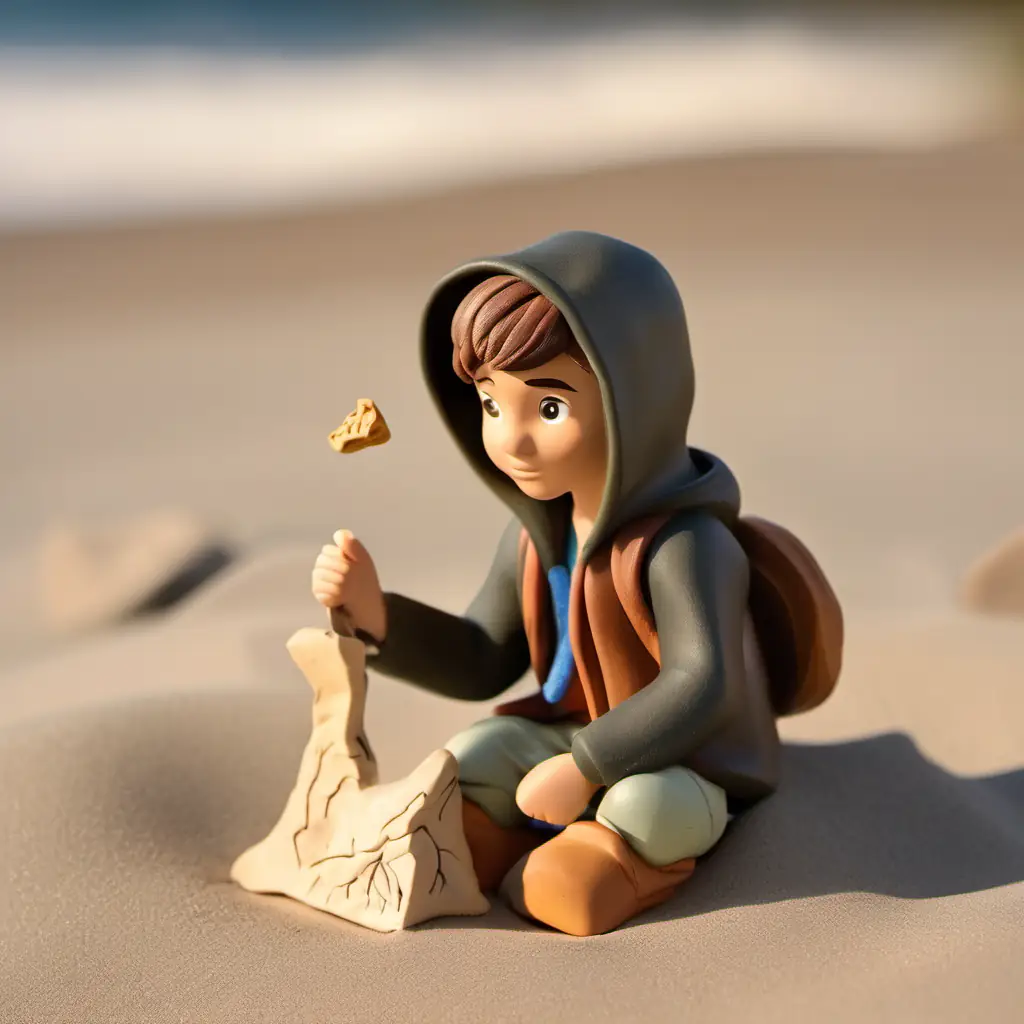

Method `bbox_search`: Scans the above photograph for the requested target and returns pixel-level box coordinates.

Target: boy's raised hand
[311,529,387,643]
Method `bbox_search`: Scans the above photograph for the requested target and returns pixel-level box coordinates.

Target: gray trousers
[445,715,729,866]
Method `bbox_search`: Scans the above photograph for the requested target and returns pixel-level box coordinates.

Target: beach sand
[1,139,1022,1022]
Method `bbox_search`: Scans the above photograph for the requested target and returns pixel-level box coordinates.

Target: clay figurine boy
[311,231,841,936]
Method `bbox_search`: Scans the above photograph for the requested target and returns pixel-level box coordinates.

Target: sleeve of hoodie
[570,511,749,787]
[358,516,531,701]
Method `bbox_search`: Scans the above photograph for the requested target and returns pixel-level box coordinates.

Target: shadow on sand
[40,695,1019,935]
[426,732,1024,933]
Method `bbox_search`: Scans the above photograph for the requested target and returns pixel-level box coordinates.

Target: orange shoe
[500,820,695,936]
[460,799,550,893]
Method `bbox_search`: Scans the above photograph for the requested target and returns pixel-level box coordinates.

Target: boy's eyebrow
[474,376,495,386]
[525,377,577,393]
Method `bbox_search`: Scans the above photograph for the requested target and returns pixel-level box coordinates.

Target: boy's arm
[570,512,749,787]
[364,517,530,701]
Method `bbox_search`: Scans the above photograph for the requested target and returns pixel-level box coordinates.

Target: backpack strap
[609,514,671,662]
[493,528,591,724]
[517,527,551,685]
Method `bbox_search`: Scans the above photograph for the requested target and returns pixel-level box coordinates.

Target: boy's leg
[595,765,729,864]
[501,766,728,935]
[444,716,582,890]
[444,716,582,828]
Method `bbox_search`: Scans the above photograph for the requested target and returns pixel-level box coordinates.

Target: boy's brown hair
[450,275,591,383]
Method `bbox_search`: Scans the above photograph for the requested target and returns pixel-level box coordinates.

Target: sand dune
[1,650,1020,1022]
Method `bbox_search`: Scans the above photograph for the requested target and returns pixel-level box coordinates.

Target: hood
[420,230,741,570]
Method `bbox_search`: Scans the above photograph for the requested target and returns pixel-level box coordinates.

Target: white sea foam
[0,19,1009,229]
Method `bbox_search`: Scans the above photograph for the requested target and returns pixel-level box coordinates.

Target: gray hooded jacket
[367,231,780,807]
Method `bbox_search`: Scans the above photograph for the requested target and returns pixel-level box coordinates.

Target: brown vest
[494,513,843,727]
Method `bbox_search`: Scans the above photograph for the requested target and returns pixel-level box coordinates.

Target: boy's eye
[480,394,501,418]
[538,396,569,424]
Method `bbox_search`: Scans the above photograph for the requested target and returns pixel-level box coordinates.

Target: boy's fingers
[327,530,371,570]
[342,534,370,563]
[313,572,345,589]
[314,560,344,574]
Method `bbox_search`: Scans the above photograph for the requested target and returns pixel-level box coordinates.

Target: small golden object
[328,399,391,454]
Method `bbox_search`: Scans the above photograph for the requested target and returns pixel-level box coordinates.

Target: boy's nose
[504,427,538,460]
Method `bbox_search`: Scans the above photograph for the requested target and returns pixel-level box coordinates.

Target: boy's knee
[596,766,728,865]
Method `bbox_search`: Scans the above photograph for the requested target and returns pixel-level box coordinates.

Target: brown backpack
[730,516,843,715]
[608,513,844,718]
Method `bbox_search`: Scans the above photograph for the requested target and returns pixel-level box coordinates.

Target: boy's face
[473,352,607,502]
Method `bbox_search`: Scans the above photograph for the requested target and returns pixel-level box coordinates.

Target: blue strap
[542,564,574,703]
[533,527,578,830]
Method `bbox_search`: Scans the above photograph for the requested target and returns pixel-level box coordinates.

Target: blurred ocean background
[2,1,1020,228]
